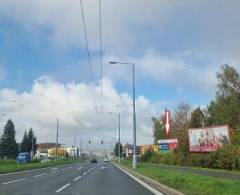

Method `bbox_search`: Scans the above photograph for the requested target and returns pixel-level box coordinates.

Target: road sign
[165,110,170,135]
[158,139,178,151]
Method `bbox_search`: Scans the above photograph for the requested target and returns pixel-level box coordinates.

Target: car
[17,152,31,164]
[104,158,109,163]
[91,159,97,163]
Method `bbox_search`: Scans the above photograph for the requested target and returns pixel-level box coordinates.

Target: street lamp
[109,61,137,169]
[108,112,121,163]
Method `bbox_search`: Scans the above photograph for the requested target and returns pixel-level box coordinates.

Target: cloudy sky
[0,0,239,149]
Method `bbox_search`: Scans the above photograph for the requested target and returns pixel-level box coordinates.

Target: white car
[104,158,109,163]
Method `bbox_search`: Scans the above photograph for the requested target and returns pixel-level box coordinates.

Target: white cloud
[0,76,159,149]
[0,0,184,53]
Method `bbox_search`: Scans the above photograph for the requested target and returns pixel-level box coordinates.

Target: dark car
[91,158,97,163]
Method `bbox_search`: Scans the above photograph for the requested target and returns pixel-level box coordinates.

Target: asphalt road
[0,161,155,195]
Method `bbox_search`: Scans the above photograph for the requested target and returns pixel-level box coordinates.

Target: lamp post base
[132,155,137,169]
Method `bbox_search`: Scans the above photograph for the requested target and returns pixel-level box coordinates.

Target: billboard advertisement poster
[158,139,178,151]
[189,125,230,152]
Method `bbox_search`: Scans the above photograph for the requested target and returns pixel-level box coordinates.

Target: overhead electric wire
[99,0,103,115]
[98,0,105,143]
[79,0,98,113]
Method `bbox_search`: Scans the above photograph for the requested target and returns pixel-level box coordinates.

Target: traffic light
[101,141,104,145]
[88,140,91,144]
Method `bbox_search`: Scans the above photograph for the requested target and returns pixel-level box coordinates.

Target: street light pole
[109,61,137,168]
[55,118,59,162]
[118,113,121,163]
[31,133,34,160]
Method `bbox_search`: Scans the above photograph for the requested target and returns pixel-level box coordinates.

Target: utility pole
[55,118,59,162]
[118,113,121,163]
[132,63,137,169]
[73,130,76,160]
[31,132,34,160]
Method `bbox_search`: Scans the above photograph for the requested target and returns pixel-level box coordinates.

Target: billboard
[189,125,230,152]
[158,139,178,151]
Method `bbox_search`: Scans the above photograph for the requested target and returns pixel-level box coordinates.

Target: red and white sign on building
[165,109,171,135]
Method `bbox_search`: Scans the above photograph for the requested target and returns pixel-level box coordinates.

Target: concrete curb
[113,163,184,195]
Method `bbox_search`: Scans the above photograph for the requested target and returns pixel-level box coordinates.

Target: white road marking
[2,178,26,185]
[82,172,88,176]
[56,183,71,193]
[77,167,83,170]
[33,173,47,178]
[50,170,59,174]
[50,168,58,171]
[114,165,163,195]
[73,176,82,182]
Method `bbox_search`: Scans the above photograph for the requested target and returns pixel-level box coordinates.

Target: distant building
[36,143,62,158]
[122,143,141,158]
[141,144,159,155]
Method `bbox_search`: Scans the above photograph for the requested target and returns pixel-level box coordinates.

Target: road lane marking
[61,166,73,171]
[77,167,83,170]
[50,170,59,174]
[2,178,26,185]
[114,164,163,195]
[33,173,47,178]
[56,183,71,193]
[73,176,82,182]
[50,168,58,171]
[82,172,88,176]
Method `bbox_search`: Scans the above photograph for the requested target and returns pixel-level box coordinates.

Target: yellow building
[141,144,159,155]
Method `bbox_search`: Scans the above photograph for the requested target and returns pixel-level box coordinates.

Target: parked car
[17,152,31,164]
[91,158,97,163]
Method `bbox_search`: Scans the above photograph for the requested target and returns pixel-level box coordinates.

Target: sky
[0,0,240,150]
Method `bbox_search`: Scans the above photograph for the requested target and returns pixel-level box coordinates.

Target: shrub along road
[145,163,240,181]
[121,161,240,195]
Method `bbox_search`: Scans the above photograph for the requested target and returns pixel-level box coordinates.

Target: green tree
[114,142,122,157]
[189,107,204,128]
[28,128,37,155]
[20,128,37,154]
[0,120,18,159]
[206,64,240,129]
[20,131,29,152]
[171,103,192,155]
[152,117,166,144]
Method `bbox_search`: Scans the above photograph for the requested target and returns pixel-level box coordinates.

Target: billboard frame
[188,125,230,153]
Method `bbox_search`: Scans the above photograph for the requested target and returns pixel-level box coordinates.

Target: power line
[98,0,106,145]
[99,0,103,115]
[79,0,98,113]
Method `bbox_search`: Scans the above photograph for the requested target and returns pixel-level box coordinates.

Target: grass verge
[0,159,82,174]
[120,161,240,195]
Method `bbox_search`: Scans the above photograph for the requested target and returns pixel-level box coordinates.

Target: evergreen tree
[20,131,29,152]
[114,142,122,157]
[28,128,37,155]
[0,120,18,159]
[20,128,37,154]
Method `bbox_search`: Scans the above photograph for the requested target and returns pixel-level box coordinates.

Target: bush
[209,144,240,170]
[140,149,153,162]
